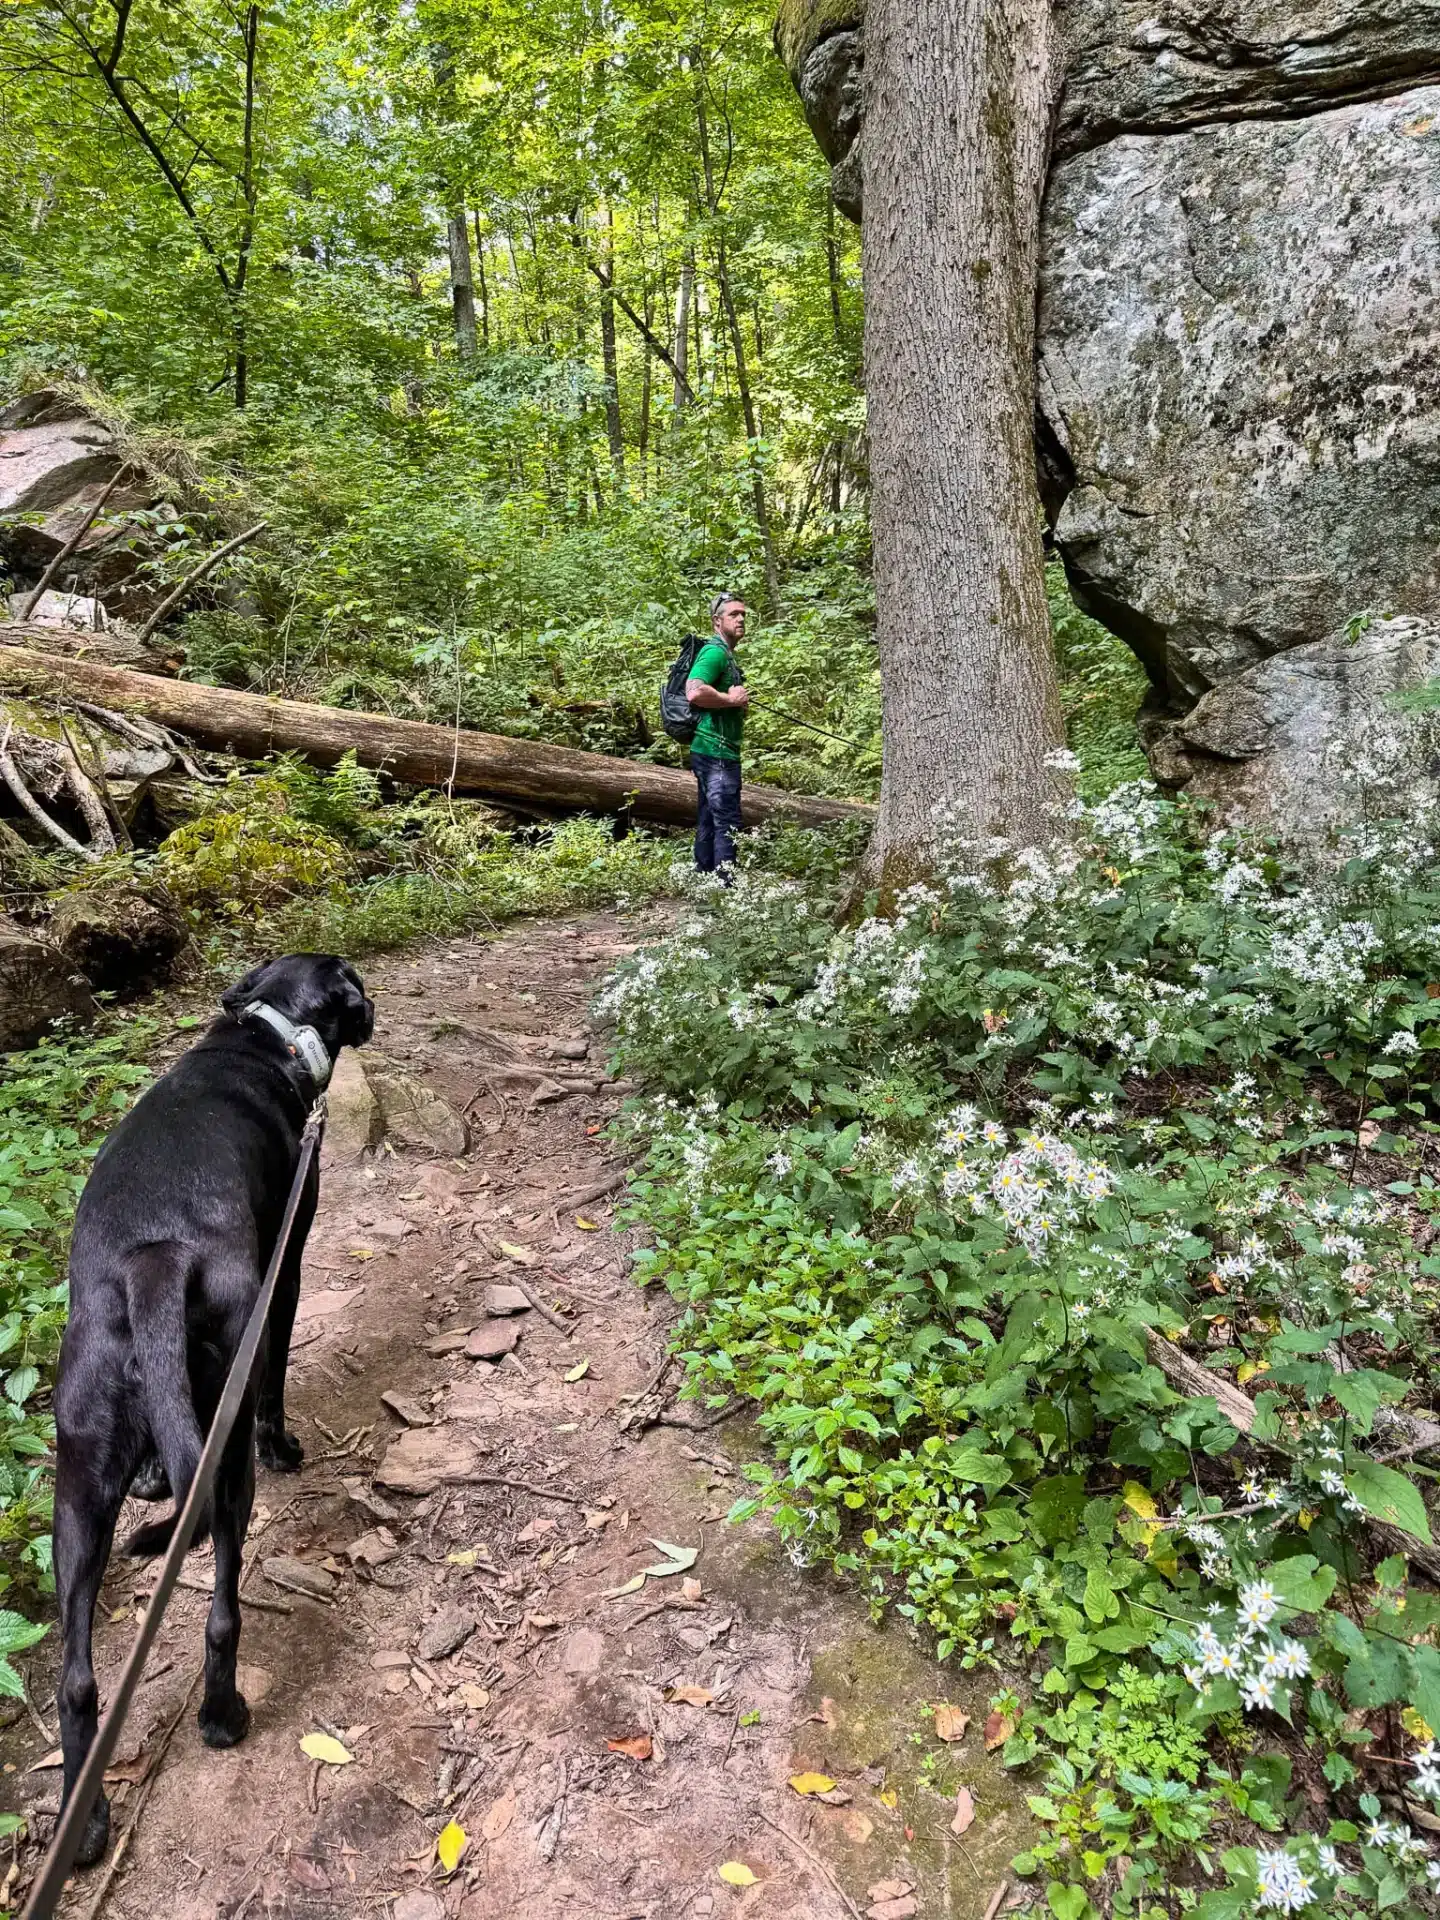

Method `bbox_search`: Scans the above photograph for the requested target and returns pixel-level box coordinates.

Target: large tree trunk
[0,646,868,833]
[858,0,1068,895]
[447,207,479,359]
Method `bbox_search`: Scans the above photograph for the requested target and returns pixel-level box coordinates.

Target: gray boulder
[1157,616,1440,839]
[0,391,160,598]
[1039,86,1440,715]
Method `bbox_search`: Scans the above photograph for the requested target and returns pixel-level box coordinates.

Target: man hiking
[685,592,749,877]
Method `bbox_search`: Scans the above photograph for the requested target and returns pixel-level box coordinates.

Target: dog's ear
[335,965,375,1048]
[220,962,273,1014]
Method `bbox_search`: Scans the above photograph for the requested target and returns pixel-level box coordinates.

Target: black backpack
[659,634,743,744]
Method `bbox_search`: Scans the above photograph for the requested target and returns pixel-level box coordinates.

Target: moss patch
[773,0,864,76]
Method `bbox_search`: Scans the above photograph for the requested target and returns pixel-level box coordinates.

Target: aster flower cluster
[1184,1584,1311,1717]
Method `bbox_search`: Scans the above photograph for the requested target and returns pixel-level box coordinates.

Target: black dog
[53,954,374,1866]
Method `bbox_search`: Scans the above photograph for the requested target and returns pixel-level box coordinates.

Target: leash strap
[21,1096,328,1920]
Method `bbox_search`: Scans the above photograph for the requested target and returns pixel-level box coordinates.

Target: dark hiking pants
[692,752,742,876]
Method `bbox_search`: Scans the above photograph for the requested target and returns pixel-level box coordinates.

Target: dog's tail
[121,1243,208,1558]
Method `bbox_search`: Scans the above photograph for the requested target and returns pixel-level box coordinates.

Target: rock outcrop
[1039,88,1440,713]
[776,2,1440,834]
[1156,616,1440,840]
[0,392,161,603]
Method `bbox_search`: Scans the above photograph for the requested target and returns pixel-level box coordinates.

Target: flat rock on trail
[3,913,1030,1919]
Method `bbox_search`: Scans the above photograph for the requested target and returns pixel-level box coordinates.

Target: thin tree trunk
[232,3,259,407]
[447,206,479,359]
[473,212,491,347]
[598,209,625,482]
[857,0,1068,895]
[695,84,780,609]
[671,254,693,423]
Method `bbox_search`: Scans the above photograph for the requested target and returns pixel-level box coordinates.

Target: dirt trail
[4,911,1030,1920]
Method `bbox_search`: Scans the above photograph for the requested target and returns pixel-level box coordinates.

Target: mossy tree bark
[858,0,1068,894]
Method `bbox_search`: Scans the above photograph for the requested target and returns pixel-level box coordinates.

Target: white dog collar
[241,1000,333,1091]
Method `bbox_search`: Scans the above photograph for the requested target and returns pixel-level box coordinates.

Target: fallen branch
[57,727,116,855]
[561,1169,630,1210]
[507,1272,574,1337]
[135,521,268,646]
[463,1473,584,1504]
[1145,1330,1440,1581]
[0,720,98,862]
[18,468,132,621]
[0,646,871,831]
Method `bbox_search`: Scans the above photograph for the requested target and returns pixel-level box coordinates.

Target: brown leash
[21,1095,327,1920]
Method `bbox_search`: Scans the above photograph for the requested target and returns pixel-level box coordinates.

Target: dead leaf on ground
[563,1359,590,1382]
[680,1576,703,1602]
[496,1239,538,1266]
[868,1884,915,1905]
[933,1704,970,1742]
[664,1684,715,1708]
[641,1539,698,1577]
[817,1785,853,1805]
[788,1771,838,1796]
[718,1862,757,1887]
[601,1573,646,1599]
[480,1788,515,1841]
[951,1786,975,1835]
[983,1710,1015,1751]
[842,1810,875,1845]
[299,1732,353,1767]
[608,1734,654,1761]
[289,1857,331,1891]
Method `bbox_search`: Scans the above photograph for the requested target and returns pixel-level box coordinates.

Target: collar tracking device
[240,999,334,1091]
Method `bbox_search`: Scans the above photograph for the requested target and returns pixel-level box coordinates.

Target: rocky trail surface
[2,911,1027,1920]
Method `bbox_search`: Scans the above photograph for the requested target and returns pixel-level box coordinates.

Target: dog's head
[221,954,375,1058]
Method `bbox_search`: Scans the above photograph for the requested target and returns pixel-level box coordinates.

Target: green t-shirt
[689,641,744,763]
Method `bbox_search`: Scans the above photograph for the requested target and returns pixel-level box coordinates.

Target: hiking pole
[21,1095,328,1920]
[744,698,859,750]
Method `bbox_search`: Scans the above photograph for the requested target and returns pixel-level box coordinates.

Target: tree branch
[135,521,268,646]
[586,260,695,403]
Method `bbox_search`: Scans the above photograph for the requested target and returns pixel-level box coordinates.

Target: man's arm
[685,677,749,710]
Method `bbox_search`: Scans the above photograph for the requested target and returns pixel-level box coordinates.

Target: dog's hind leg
[256,1154,316,1475]
[53,1383,142,1868]
[198,1408,255,1748]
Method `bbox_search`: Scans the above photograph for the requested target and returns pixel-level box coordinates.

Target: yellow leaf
[1122,1481,1157,1521]
[788,1772,837,1796]
[1237,1360,1270,1385]
[878,1788,899,1809]
[718,1862,757,1887]
[299,1733,353,1767]
[457,1684,491,1711]
[564,1359,590,1383]
[1297,1508,1315,1532]
[601,1573,647,1598]
[348,1248,375,1261]
[497,1240,538,1266]
[1404,1707,1435,1741]
[436,1821,468,1873]
[576,1216,600,1231]
[447,1549,478,1567]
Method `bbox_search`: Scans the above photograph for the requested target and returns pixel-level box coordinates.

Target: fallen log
[0,645,871,831]
[1146,1330,1440,1581]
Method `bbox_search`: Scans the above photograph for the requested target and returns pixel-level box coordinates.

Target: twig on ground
[721,1707,743,1769]
[542,1269,618,1307]
[560,1170,629,1210]
[537,1758,569,1863]
[656,1399,742,1433]
[507,1272,573,1336]
[620,1352,672,1406]
[756,1808,863,1920]
[464,1473,585,1504]
[982,1881,1008,1920]
[173,1572,293,1614]
[680,1446,735,1478]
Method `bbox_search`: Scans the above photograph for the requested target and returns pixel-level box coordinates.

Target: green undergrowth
[0,1021,155,1722]
[606,798,1440,1918]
